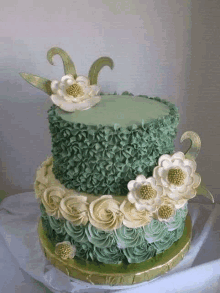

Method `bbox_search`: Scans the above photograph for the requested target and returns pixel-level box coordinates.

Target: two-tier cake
[20,47,214,285]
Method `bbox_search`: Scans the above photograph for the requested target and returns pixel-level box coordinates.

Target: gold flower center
[66,83,84,97]
[56,244,72,258]
[139,185,157,200]
[168,168,186,186]
[158,205,173,219]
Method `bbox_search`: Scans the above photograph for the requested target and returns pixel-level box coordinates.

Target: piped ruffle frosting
[48,95,179,196]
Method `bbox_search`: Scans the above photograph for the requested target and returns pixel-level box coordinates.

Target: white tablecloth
[0,192,219,293]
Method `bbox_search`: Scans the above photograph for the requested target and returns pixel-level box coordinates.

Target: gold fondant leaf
[180,131,201,160]
[47,47,77,78]
[19,73,52,95]
[197,179,215,203]
[88,57,114,85]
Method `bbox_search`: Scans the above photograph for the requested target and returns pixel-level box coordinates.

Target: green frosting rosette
[40,203,48,219]
[115,225,145,248]
[93,246,123,264]
[123,241,156,264]
[48,215,66,235]
[165,205,188,231]
[74,241,95,261]
[174,223,185,240]
[152,230,177,254]
[85,223,117,248]
[143,219,169,243]
[64,221,89,243]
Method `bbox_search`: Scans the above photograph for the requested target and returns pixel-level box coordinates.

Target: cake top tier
[55,94,170,128]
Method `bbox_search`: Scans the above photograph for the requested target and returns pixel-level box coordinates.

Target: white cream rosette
[34,156,54,199]
[89,195,124,231]
[59,195,89,225]
[127,175,163,212]
[155,197,176,223]
[50,74,101,112]
[55,241,76,260]
[153,152,201,201]
[41,186,66,218]
[120,199,152,228]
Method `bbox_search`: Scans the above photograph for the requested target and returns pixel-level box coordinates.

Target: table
[0,192,219,293]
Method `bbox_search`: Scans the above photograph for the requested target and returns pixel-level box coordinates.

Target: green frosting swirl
[85,223,117,248]
[115,225,145,248]
[40,203,48,219]
[74,241,95,261]
[48,216,66,235]
[64,221,89,243]
[123,241,156,263]
[94,246,123,264]
[143,219,169,243]
[165,204,188,231]
[48,95,179,195]
[152,230,177,254]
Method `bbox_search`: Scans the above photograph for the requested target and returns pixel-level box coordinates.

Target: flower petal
[89,84,101,95]
[51,80,59,93]
[184,159,197,173]
[171,152,185,161]
[161,159,173,169]
[136,175,147,184]
[76,76,90,86]
[61,74,74,84]
[193,173,201,188]
[127,180,135,191]
[158,154,171,166]
[50,94,65,107]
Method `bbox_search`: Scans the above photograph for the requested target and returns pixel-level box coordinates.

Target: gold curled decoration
[19,73,52,95]
[88,57,114,85]
[180,131,201,161]
[47,47,77,78]
[197,178,215,203]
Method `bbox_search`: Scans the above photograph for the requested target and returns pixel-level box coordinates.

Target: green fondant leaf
[88,57,114,85]
[47,47,77,78]
[19,73,52,95]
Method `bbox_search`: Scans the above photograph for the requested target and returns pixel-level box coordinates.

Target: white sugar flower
[50,74,101,112]
[127,175,164,212]
[155,197,176,223]
[153,152,201,201]
[55,241,76,260]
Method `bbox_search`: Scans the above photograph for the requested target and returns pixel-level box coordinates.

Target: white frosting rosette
[89,195,124,231]
[120,199,152,228]
[59,195,89,226]
[155,197,177,223]
[153,152,201,201]
[41,186,66,218]
[50,74,101,112]
[127,175,163,212]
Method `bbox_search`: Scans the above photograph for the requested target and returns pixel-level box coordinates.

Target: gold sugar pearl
[158,205,173,219]
[139,185,157,200]
[66,83,84,97]
[56,244,72,257]
[168,168,186,186]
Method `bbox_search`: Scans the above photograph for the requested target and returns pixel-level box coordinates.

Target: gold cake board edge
[38,214,192,286]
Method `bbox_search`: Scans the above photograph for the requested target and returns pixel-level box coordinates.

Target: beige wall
[0,0,219,202]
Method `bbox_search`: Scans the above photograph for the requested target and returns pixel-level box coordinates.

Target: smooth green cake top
[55,95,170,128]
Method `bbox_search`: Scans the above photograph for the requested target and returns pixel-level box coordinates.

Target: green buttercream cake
[48,94,179,195]
[21,48,207,279]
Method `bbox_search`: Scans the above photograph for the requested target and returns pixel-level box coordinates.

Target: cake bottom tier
[38,214,192,286]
